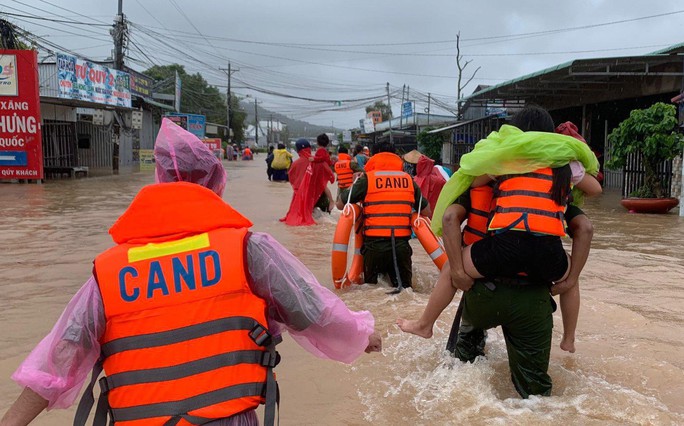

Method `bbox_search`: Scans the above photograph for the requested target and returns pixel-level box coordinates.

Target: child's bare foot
[560,335,576,353]
[396,318,433,339]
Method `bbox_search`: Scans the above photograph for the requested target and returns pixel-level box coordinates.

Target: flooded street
[1,159,683,425]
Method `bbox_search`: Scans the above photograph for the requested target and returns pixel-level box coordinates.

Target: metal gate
[42,120,78,167]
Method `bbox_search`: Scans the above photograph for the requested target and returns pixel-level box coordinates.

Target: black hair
[551,165,572,206]
[372,141,395,155]
[510,105,555,133]
[316,133,330,147]
[277,143,285,149]
[354,144,364,155]
[338,146,348,154]
[269,145,275,152]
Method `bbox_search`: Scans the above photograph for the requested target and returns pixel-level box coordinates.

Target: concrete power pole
[220,63,239,142]
[254,98,259,147]
[112,0,126,70]
[386,82,393,144]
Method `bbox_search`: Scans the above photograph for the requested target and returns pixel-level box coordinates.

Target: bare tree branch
[463,66,481,89]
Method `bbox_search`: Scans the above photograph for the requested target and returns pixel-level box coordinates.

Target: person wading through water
[337,141,431,293]
[1,119,381,426]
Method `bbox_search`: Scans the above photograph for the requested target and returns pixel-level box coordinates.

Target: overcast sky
[3,0,683,128]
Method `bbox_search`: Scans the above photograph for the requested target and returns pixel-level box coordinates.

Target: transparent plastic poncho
[154,117,227,196]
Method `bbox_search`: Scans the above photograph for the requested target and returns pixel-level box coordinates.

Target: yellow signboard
[139,149,155,171]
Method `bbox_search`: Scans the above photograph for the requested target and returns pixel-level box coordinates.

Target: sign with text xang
[57,53,132,108]
[0,49,43,180]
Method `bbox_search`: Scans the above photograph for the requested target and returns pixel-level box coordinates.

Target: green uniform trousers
[453,280,554,398]
[361,238,413,288]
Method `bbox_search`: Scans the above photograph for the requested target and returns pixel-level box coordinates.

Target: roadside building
[434,42,684,198]
[37,54,166,177]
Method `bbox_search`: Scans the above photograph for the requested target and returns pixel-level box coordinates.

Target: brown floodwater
[1,159,683,425]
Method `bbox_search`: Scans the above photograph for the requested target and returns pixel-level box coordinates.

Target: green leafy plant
[607,102,684,198]
[416,128,446,161]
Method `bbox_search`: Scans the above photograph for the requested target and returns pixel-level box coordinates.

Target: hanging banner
[0,50,43,180]
[57,53,131,108]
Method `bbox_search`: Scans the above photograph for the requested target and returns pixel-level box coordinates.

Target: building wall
[76,120,113,176]
[139,110,158,150]
[40,104,76,122]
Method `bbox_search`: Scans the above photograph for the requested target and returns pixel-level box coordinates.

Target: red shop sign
[0,50,43,180]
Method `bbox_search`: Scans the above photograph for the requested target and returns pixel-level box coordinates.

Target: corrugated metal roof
[649,42,684,55]
[462,46,684,104]
[460,60,574,102]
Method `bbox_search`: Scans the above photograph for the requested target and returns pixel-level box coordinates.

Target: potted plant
[607,102,684,213]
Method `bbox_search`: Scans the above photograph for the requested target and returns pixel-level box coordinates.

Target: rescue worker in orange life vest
[2,118,381,426]
[337,142,431,289]
[334,146,364,196]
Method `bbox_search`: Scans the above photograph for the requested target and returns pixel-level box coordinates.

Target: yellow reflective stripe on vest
[127,233,210,263]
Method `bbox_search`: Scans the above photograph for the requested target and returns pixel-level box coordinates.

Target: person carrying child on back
[397,106,601,397]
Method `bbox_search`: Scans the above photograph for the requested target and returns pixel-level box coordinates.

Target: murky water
[1,160,683,425]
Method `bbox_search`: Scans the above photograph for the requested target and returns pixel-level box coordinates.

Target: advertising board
[166,112,206,139]
[0,50,44,180]
[57,53,131,108]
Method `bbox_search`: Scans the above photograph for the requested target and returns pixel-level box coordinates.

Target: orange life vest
[488,168,567,237]
[87,183,277,426]
[334,153,354,189]
[462,185,495,246]
[363,152,415,238]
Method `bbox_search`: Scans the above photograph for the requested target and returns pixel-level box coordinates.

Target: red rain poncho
[413,155,446,218]
[280,147,334,226]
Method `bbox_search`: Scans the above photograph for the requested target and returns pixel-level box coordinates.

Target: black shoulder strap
[73,357,111,426]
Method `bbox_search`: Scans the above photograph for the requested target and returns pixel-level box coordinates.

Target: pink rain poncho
[154,117,227,195]
[11,120,375,418]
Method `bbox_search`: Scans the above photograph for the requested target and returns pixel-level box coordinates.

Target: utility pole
[386,82,393,144]
[254,98,259,147]
[220,62,239,142]
[400,84,405,130]
[269,114,273,146]
[427,93,431,126]
[112,0,127,70]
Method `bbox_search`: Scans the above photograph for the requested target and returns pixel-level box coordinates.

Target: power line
[0,12,111,26]
[129,8,684,48]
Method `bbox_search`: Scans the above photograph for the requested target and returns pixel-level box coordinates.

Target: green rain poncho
[432,125,600,236]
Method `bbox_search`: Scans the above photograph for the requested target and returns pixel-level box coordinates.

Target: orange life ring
[411,213,447,270]
[331,204,364,288]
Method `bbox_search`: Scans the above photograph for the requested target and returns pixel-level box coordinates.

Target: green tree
[417,128,446,161]
[366,101,393,121]
[144,64,245,141]
[607,102,684,198]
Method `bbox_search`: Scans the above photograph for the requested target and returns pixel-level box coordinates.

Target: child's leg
[559,283,579,353]
[555,213,593,352]
[462,244,484,280]
[397,261,457,338]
